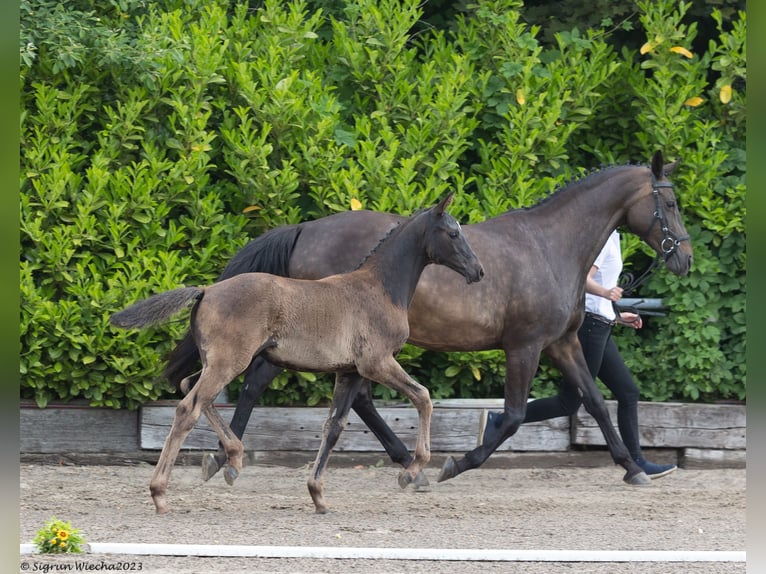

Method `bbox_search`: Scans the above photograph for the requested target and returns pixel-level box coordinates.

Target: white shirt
[585,230,622,321]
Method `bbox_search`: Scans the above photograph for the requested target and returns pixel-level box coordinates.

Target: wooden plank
[20,404,139,453]
[572,401,746,449]
[680,448,746,469]
[139,403,570,452]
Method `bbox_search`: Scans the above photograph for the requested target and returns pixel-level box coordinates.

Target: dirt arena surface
[19,454,745,573]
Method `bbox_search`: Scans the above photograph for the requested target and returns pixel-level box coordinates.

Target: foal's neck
[360,215,429,309]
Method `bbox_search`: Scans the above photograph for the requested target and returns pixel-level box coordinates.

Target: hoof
[152,495,169,515]
[224,466,239,486]
[398,470,415,489]
[624,470,652,486]
[412,470,431,492]
[437,456,458,483]
[201,453,222,482]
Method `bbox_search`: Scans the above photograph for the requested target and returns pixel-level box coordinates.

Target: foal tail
[110,287,204,330]
[162,224,303,387]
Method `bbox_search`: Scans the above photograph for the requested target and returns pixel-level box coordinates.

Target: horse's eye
[448,231,459,239]
[666,200,677,210]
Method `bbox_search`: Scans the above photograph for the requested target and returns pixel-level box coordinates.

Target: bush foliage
[20,0,746,408]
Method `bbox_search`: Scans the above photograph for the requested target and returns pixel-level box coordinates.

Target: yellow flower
[684,96,704,107]
[639,41,654,55]
[515,88,526,105]
[57,530,69,540]
[670,46,693,58]
[350,198,362,211]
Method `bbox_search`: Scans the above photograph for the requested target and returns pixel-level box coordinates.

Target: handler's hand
[605,286,623,302]
[619,312,642,329]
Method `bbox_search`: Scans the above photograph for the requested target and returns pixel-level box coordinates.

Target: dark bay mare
[110,194,484,513]
[167,151,692,489]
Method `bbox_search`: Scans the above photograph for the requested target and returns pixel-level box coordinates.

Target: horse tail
[218,224,302,281]
[162,224,303,387]
[110,287,204,330]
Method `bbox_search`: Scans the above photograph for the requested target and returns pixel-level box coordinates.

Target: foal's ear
[435,192,455,215]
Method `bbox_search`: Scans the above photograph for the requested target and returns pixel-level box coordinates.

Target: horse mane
[522,163,638,212]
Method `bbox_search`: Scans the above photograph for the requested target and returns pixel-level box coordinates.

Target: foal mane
[352,206,430,271]
[353,220,404,271]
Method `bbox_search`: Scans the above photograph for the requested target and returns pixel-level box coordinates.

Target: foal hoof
[412,470,431,491]
[223,466,239,486]
[201,453,222,482]
[437,456,458,483]
[624,470,652,486]
[398,470,415,489]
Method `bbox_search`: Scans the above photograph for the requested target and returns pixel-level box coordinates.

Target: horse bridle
[620,177,690,295]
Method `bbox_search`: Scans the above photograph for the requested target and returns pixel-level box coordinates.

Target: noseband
[621,177,690,295]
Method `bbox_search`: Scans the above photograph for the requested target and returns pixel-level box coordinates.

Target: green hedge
[20,0,746,408]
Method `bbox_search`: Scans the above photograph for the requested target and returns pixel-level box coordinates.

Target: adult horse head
[622,151,692,277]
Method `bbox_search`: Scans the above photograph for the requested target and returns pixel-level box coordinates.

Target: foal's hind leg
[149,363,243,514]
[201,357,283,482]
[308,372,363,513]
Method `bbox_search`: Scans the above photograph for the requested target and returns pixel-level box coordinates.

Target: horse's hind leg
[201,357,283,482]
[351,380,429,489]
[308,372,363,514]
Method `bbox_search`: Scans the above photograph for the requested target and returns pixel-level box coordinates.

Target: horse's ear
[651,151,679,179]
[651,151,664,179]
[435,192,455,215]
[663,159,680,175]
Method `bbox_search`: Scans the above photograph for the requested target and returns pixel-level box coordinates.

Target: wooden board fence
[20,399,745,468]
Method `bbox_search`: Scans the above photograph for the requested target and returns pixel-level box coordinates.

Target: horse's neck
[361,217,428,309]
[514,168,645,277]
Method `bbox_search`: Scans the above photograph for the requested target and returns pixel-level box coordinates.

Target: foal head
[624,151,693,276]
[422,193,485,284]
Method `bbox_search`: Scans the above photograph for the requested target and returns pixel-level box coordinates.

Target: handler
[484,230,677,478]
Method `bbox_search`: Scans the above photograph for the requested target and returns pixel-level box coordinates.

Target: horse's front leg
[543,337,650,485]
[351,380,430,489]
[200,357,284,482]
[360,359,432,489]
[438,347,539,482]
[554,351,649,485]
[307,372,364,513]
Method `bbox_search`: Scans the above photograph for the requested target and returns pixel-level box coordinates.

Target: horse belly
[406,268,504,351]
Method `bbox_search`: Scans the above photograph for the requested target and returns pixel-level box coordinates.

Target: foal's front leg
[360,358,432,489]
